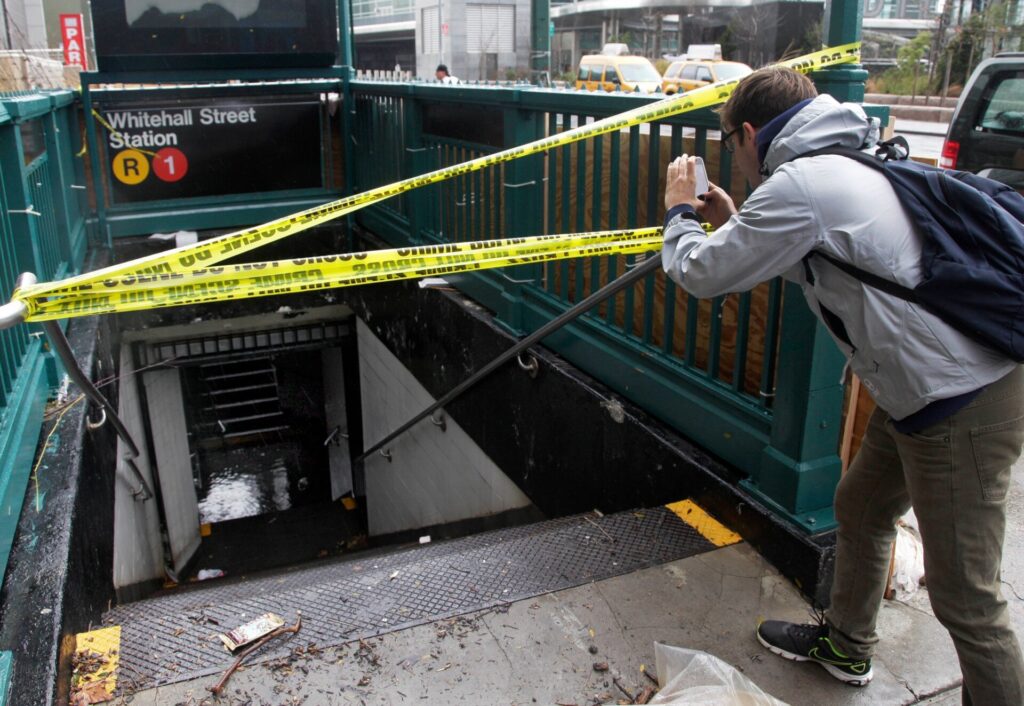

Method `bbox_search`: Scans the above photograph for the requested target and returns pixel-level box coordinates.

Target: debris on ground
[218,612,285,652]
[209,615,302,696]
[70,649,114,704]
[70,626,122,705]
[649,642,785,705]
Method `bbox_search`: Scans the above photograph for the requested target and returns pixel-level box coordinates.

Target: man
[435,64,459,84]
[661,66,1024,704]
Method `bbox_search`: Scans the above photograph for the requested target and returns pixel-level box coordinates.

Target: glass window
[578,65,590,81]
[422,6,439,53]
[618,62,660,82]
[681,64,698,80]
[715,64,752,80]
[978,74,1024,135]
[467,4,515,54]
[666,63,682,78]
[696,66,713,82]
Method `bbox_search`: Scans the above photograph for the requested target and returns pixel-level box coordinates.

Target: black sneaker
[756,620,874,686]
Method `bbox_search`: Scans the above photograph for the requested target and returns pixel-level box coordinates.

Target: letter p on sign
[60,14,88,70]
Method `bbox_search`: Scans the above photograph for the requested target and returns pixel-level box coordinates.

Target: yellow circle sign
[112,150,149,185]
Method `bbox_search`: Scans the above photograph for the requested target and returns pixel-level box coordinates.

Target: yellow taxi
[661,60,752,94]
[575,55,662,94]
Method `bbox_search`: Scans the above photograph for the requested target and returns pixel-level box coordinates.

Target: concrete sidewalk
[124,458,1024,705]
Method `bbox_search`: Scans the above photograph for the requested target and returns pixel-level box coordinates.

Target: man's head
[435,64,450,80]
[719,67,817,186]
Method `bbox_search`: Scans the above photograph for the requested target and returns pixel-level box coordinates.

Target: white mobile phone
[693,156,710,196]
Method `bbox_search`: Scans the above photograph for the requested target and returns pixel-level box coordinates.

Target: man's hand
[696,183,737,229]
[664,155,702,211]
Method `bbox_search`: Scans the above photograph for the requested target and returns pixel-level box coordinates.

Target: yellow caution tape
[24,230,663,320]
[22,229,677,320]
[91,108,158,157]
[18,42,860,319]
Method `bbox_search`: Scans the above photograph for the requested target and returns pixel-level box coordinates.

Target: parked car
[661,59,752,94]
[575,55,662,94]
[941,52,1024,192]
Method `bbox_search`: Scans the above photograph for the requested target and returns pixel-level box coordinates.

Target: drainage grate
[105,506,717,693]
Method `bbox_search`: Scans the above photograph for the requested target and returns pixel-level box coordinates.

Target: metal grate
[136,322,349,367]
[105,506,715,693]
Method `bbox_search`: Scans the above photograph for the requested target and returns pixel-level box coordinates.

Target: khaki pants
[827,365,1024,706]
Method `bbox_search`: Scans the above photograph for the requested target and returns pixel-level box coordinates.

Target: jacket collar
[756,98,814,175]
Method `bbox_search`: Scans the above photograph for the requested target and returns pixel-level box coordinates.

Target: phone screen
[694,157,709,196]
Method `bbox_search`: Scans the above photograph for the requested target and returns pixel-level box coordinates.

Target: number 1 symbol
[153,147,188,183]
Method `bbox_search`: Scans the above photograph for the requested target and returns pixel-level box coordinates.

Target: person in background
[435,64,459,84]
[660,65,1024,705]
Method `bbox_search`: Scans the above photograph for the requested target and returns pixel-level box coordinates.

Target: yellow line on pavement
[667,499,742,547]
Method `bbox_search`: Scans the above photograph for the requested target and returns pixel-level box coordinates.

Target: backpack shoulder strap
[811,250,920,304]
[792,139,921,305]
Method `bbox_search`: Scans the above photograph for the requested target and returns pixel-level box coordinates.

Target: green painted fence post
[737,0,867,533]
[742,282,846,532]
[812,0,869,103]
[500,99,545,333]
[402,96,434,245]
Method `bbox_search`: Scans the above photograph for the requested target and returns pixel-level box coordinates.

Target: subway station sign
[98,97,323,204]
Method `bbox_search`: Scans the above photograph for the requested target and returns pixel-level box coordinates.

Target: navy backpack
[796,137,1024,362]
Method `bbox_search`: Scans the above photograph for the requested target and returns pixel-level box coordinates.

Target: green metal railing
[0,90,89,587]
[350,81,876,532]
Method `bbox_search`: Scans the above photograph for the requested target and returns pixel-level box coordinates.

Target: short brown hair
[719,67,817,132]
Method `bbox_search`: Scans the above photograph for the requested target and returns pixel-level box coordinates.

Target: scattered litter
[892,509,925,597]
[600,398,626,423]
[390,571,401,581]
[592,662,609,672]
[210,615,301,696]
[197,569,225,581]
[149,230,198,247]
[649,643,787,705]
[55,375,71,405]
[419,277,450,289]
[436,663,453,672]
[219,612,285,652]
[419,535,432,544]
[69,627,120,705]
[40,607,52,615]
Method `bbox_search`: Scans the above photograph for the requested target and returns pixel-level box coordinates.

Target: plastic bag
[650,643,789,705]
[892,508,925,597]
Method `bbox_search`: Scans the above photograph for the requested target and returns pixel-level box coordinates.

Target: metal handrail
[2,273,153,501]
[355,254,662,463]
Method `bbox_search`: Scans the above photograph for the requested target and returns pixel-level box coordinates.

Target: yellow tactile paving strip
[666,499,743,547]
[71,625,120,703]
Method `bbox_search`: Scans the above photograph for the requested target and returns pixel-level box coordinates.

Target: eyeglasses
[722,126,741,153]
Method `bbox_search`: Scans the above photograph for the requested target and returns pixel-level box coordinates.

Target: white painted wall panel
[144,368,201,576]
[358,319,530,536]
[322,346,353,500]
[113,346,164,590]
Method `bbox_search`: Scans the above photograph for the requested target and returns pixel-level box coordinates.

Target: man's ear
[742,122,757,144]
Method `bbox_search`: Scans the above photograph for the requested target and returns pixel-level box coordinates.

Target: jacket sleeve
[661,167,825,299]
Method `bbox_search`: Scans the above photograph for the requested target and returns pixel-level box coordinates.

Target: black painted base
[0,253,120,706]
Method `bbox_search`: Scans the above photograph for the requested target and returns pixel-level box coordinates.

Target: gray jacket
[661,94,1016,420]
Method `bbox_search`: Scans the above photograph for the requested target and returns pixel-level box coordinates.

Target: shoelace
[791,622,829,642]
